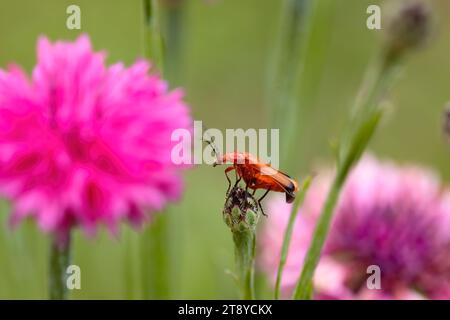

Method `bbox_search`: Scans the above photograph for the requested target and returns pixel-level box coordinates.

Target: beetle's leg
[224,166,235,196]
[232,173,242,191]
[224,176,242,208]
[231,176,242,194]
[245,178,256,194]
[250,194,259,212]
[257,188,271,217]
[231,168,242,192]
[244,181,257,212]
[224,167,242,209]
[225,178,242,205]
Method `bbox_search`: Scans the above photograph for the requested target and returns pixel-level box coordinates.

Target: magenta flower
[0,35,192,244]
[259,155,450,299]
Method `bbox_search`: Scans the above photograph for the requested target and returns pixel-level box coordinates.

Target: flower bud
[223,186,260,233]
[384,0,432,60]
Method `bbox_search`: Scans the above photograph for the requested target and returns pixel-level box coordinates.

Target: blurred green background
[0,0,449,299]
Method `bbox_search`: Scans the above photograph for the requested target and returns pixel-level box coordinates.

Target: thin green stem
[293,109,383,300]
[274,176,312,299]
[142,0,164,71]
[267,0,311,171]
[141,214,170,299]
[164,1,185,85]
[267,0,335,172]
[124,230,135,299]
[292,172,343,299]
[292,49,401,300]
[140,0,170,300]
[49,235,71,300]
[233,229,256,300]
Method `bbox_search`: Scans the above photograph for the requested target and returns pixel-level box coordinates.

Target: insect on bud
[223,186,260,233]
[383,0,432,61]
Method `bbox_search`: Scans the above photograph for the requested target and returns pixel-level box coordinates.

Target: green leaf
[274,176,313,299]
[292,109,382,300]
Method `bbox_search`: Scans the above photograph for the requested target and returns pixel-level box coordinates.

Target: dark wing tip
[286,192,295,203]
[285,181,297,194]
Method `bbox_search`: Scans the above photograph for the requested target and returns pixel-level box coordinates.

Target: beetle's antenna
[202,127,221,161]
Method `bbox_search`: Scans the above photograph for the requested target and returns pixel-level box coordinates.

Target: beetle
[204,138,299,216]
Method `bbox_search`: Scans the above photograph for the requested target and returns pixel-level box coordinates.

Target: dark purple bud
[384,0,432,59]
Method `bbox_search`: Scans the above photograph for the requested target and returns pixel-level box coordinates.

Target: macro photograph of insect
[1,0,450,313]
[204,136,299,215]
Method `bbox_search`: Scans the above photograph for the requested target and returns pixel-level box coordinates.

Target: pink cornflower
[259,155,450,299]
[0,35,192,245]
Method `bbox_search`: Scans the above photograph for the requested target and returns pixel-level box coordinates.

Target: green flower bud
[223,186,260,233]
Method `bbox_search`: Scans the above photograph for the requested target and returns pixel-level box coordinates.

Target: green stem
[267,0,335,172]
[49,235,71,300]
[292,49,401,300]
[140,0,171,300]
[274,176,312,299]
[233,229,256,300]
[142,0,164,71]
[124,230,135,299]
[141,214,170,299]
[164,1,185,85]
[267,0,311,171]
[293,111,383,300]
[292,172,344,299]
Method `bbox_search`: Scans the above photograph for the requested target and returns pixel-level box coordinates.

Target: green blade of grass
[292,109,382,300]
[274,176,312,299]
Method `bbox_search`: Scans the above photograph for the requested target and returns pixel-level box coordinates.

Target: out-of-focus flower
[0,35,192,245]
[259,155,450,299]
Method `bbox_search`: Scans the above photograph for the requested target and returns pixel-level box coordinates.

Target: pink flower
[259,155,450,299]
[0,35,192,244]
